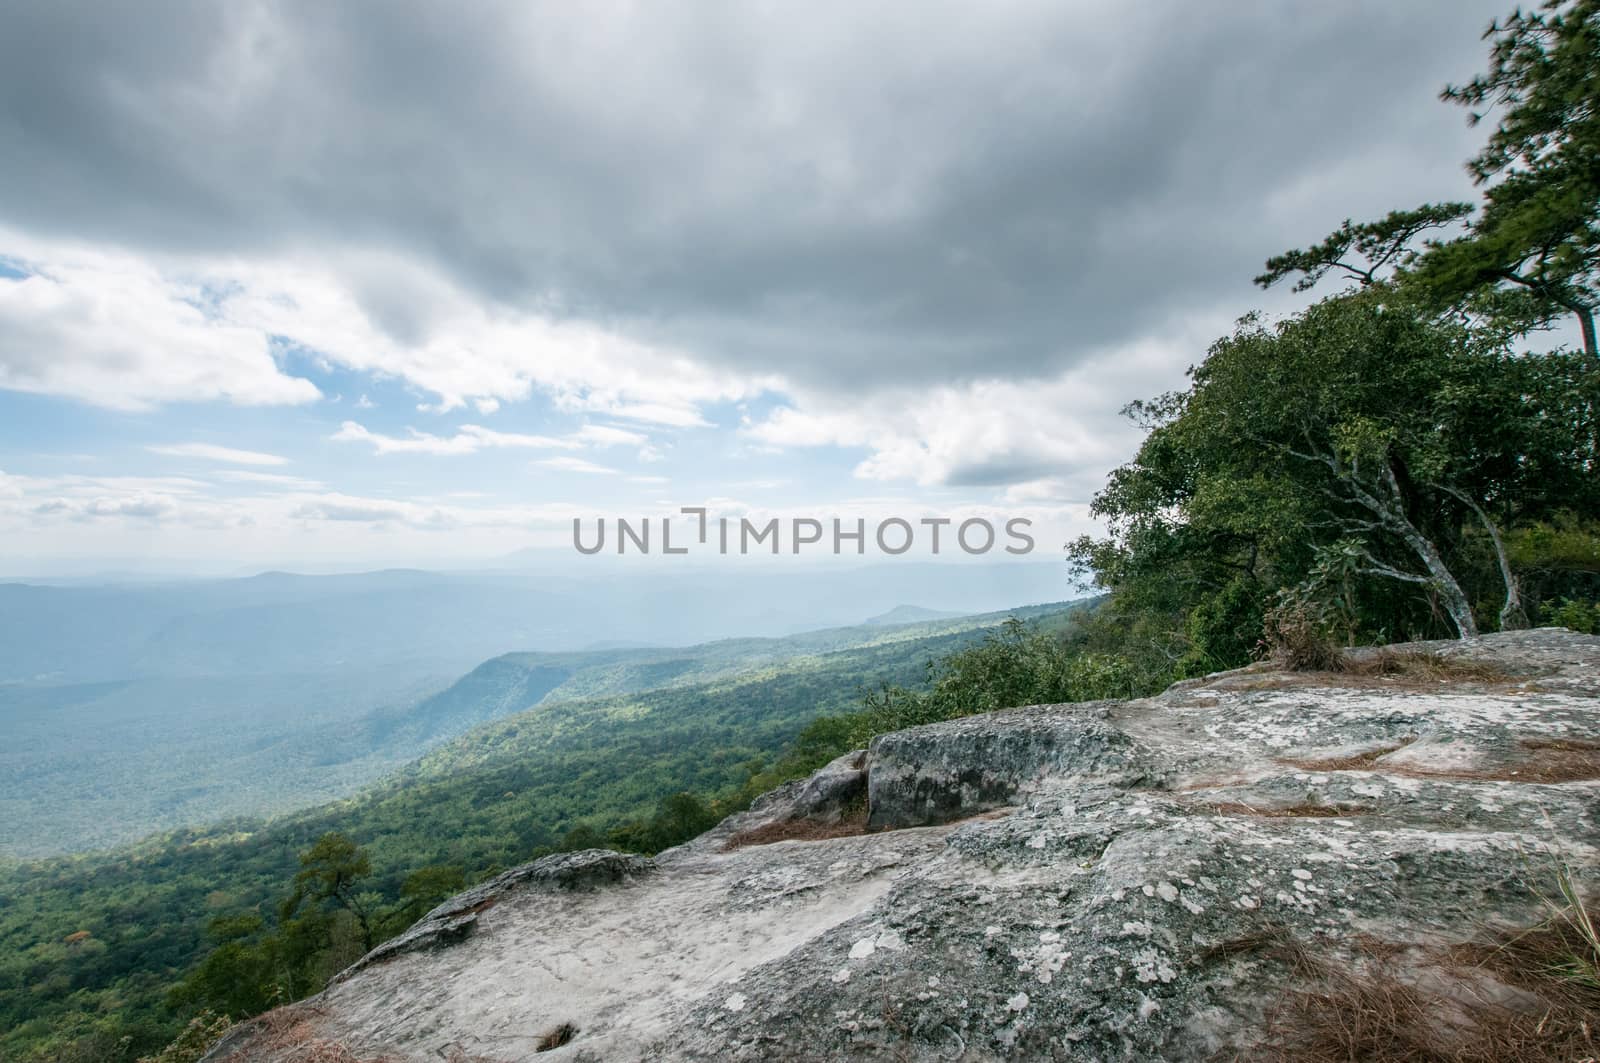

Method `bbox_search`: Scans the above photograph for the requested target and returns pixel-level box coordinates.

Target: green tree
[1075,292,1595,644]
[136,1013,233,1063]
[1256,204,1475,293]
[1261,1,1600,356]
[167,915,291,1021]
[398,865,466,914]
[280,833,377,952]
[1421,0,1600,356]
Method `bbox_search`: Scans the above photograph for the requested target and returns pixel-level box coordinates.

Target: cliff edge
[205,629,1600,1061]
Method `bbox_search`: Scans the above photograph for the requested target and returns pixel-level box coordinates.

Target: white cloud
[35,493,181,521]
[332,419,665,461]
[0,246,321,411]
[148,442,289,466]
[1000,478,1081,505]
[0,233,773,425]
[219,251,769,422]
[573,424,648,447]
[331,421,575,456]
[566,401,714,428]
[281,492,587,532]
[0,463,713,565]
[744,325,1205,495]
[7,471,213,526]
[290,493,455,527]
[536,456,618,475]
[215,470,324,489]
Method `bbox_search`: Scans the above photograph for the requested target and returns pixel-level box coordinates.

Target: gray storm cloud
[0,0,1503,395]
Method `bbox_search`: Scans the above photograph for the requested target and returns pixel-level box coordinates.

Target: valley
[0,598,1086,1061]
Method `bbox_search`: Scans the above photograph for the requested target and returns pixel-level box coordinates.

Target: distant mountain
[0,597,1087,858]
[862,604,965,626]
[0,560,1071,685]
[357,599,1085,755]
[0,571,574,683]
[582,639,659,652]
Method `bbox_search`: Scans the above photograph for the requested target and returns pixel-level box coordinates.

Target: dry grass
[535,1023,579,1052]
[722,806,871,851]
[235,1005,403,1063]
[1281,739,1416,772]
[1464,921,1600,1010]
[1262,602,1342,672]
[1509,738,1600,783]
[1238,902,1600,1062]
[1337,650,1514,684]
[1396,756,1600,784]
[1280,735,1600,783]
[1254,643,1520,688]
[1208,802,1369,818]
[1196,927,1307,966]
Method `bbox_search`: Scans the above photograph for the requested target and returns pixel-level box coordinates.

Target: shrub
[1262,599,1342,672]
[137,1013,232,1063]
[1548,597,1600,635]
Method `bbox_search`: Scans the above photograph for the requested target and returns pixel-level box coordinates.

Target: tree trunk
[1393,521,1480,638]
[1288,448,1482,639]
[1577,303,1597,359]
[1442,487,1527,631]
[1372,465,1480,638]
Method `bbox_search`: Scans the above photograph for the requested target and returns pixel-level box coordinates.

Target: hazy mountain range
[0,560,1074,856]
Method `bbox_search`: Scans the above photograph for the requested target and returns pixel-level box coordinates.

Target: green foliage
[396,865,467,917]
[1074,289,1597,653]
[0,669,455,860]
[1425,0,1600,355]
[1503,518,1600,627]
[1180,577,1267,675]
[1255,203,1474,291]
[166,913,298,1020]
[282,831,376,951]
[1549,598,1600,633]
[765,617,1161,768]
[137,1013,234,1063]
[1242,0,1600,649]
[1510,519,1600,573]
[167,833,467,1021]
[604,792,723,854]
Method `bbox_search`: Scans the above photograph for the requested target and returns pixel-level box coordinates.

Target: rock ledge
[204,629,1600,1062]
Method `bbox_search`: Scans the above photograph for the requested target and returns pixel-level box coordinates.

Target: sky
[0,0,1510,574]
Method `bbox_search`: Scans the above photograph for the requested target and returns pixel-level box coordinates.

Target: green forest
[0,603,1087,1061]
[5,3,1600,1061]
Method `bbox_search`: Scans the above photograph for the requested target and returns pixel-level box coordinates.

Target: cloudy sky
[0,0,1506,572]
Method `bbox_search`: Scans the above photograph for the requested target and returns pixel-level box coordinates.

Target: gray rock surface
[204,629,1600,1062]
[334,848,655,982]
[730,748,869,834]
